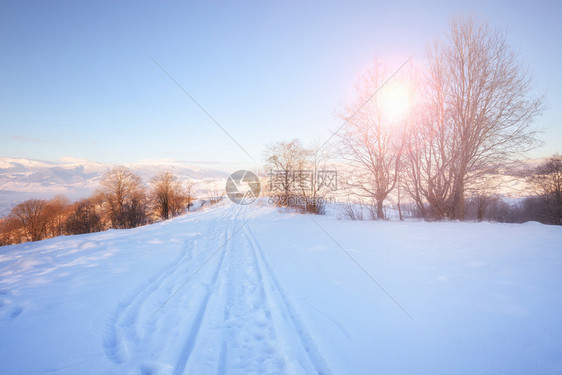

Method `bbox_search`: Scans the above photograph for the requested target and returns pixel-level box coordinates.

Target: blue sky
[1,0,560,169]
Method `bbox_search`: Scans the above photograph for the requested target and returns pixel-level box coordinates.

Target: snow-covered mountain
[0,157,229,216]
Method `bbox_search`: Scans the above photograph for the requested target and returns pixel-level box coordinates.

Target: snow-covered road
[1,202,562,374]
[104,205,330,374]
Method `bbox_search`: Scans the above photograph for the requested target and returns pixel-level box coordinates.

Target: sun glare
[380,82,411,123]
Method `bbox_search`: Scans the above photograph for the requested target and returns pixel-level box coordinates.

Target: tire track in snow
[213,207,280,375]
[172,206,245,375]
[104,205,332,374]
[103,208,231,365]
[244,223,333,375]
[103,238,195,364]
[172,223,231,374]
[175,206,332,375]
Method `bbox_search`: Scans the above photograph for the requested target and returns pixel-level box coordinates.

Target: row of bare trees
[525,155,562,225]
[0,196,71,243]
[262,16,558,225]
[0,167,195,246]
[338,15,547,221]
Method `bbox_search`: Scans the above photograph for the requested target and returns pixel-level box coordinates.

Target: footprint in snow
[9,306,23,319]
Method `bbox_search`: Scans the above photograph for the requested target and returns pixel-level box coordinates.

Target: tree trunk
[376,198,384,220]
[397,184,403,221]
[453,180,465,220]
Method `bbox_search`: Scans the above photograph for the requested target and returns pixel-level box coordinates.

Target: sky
[1,0,561,171]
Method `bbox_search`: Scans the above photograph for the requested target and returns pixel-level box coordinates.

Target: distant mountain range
[0,158,230,216]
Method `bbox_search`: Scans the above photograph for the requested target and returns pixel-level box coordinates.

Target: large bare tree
[406,15,544,219]
[403,54,457,219]
[338,63,406,219]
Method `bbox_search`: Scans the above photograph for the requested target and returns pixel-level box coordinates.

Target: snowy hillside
[0,158,228,216]
[0,202,561,374]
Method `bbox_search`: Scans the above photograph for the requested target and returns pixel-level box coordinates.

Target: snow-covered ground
[0,202,561,374]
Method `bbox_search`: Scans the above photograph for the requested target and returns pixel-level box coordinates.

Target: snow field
[0,202,561,374]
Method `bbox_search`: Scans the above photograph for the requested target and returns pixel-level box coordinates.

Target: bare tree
[527,154,562,224]
[264,139,333,213]
[403,99,458,220]
[44,195,70,237]
[170,179,195,216]
[88,191,109,229]
[264,139,308,206]
[0,217,25,245]
[100,166,147,229]
[2,196,73,244]
[66,198,103,234]
[206,183,224,205]
[338,63,405,219]
[150,171,174,220]
[299,144,332,214]
[10,199,48,242]
[405,15,544,220]
[529,155,562,200]
[149,171,190,220]
[184,180,194,211]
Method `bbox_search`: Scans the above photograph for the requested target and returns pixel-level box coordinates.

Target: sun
[380,82,411,123]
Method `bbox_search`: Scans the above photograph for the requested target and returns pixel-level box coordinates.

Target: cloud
[10,135,45,143]
[58,156,91,164]
[135,159,241,166]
